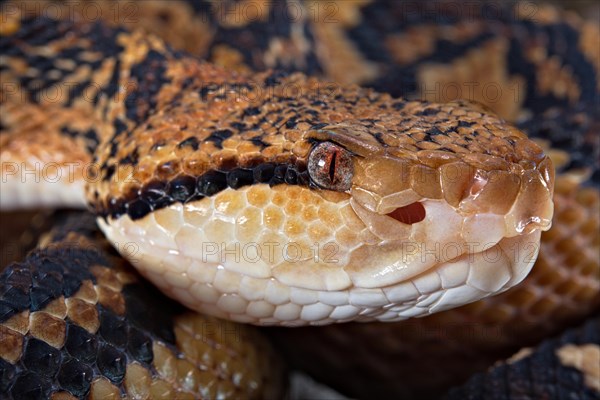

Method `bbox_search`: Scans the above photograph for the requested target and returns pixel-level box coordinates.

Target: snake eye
[308,142,353,191]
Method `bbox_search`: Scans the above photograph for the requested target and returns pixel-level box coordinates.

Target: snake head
[297,99,555,304]
[95,69,554,326]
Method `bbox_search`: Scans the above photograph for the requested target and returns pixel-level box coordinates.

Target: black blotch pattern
[1,251,99,321]
[204,1,322,74]
[265,71,290,86]
[243,106,261,116]
[177,137,200,150]
[445,317,600,399]
[57,357,93,397]
[97,343,126,384]
[0,17,126,105]
[126,199,152,220]
[1,213,199,398]
[0,359,16,394]
[250,137,269,148]
[227,169,254,189]
[167,175,197,202]
[125,49,170,124]
[205,129,234,148]
[99,308,128,348]
[21,339,61,378]
[196,170,227,197]
[101,158,310,220]
[65,324,98,364]
[416,108,438,116]
[120,148,139,166]
[253,163,276,183]
[9,372,52,400]
[127,327,153,364]
[519,105,599,188]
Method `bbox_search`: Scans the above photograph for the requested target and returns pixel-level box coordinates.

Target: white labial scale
[498,230,541,288]
[437,256,470,289]
[358,307,383,318]
[412,270,442,294]
[300,303,334,322]
[329,304,361,320]
[212,269,243,294]
[161,252,190,275]
[163,269,192,290]
[273,260,353,292]
[290,287,319,305]
[345,200,465,289]
[421,200,465,254]
[98,186,544,325]
[377,310,403,321]
[246,301,275,319]
[387,303,416,313]
[383,281,420,303]
[466,248,511,293]
[187,259,218,284]
[174,225,212,262]
[348,288,389,308]
[216,294,248,314]
[264,279,291,305]
[274,303,302,321]
[238,276,268,301]
[171,286,196,307]
[143,213,179,249]
[397,306,429,319]
[430,285,486,313]
[416,291,444,308]
[189,282,219,304]
[462,213,507,249]
[318,291,349,306]
[230,314,258,324]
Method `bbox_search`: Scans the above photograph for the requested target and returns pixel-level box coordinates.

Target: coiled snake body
[0,0,598,398]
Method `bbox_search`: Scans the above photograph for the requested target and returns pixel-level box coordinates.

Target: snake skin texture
[0,212,285,400]
[445,315,600,400]
[0,0,557,326]
[0,0,598,398]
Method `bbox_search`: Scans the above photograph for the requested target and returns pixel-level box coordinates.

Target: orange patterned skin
[0,0,598,398]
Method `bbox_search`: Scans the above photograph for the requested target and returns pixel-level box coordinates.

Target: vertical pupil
[328,151,337,182]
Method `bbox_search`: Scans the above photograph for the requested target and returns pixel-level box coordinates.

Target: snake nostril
[387,202,426,225]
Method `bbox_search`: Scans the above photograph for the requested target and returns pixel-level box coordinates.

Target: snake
[0,0,598,398]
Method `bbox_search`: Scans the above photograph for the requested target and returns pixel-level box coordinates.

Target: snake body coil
[0,1,599,398]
